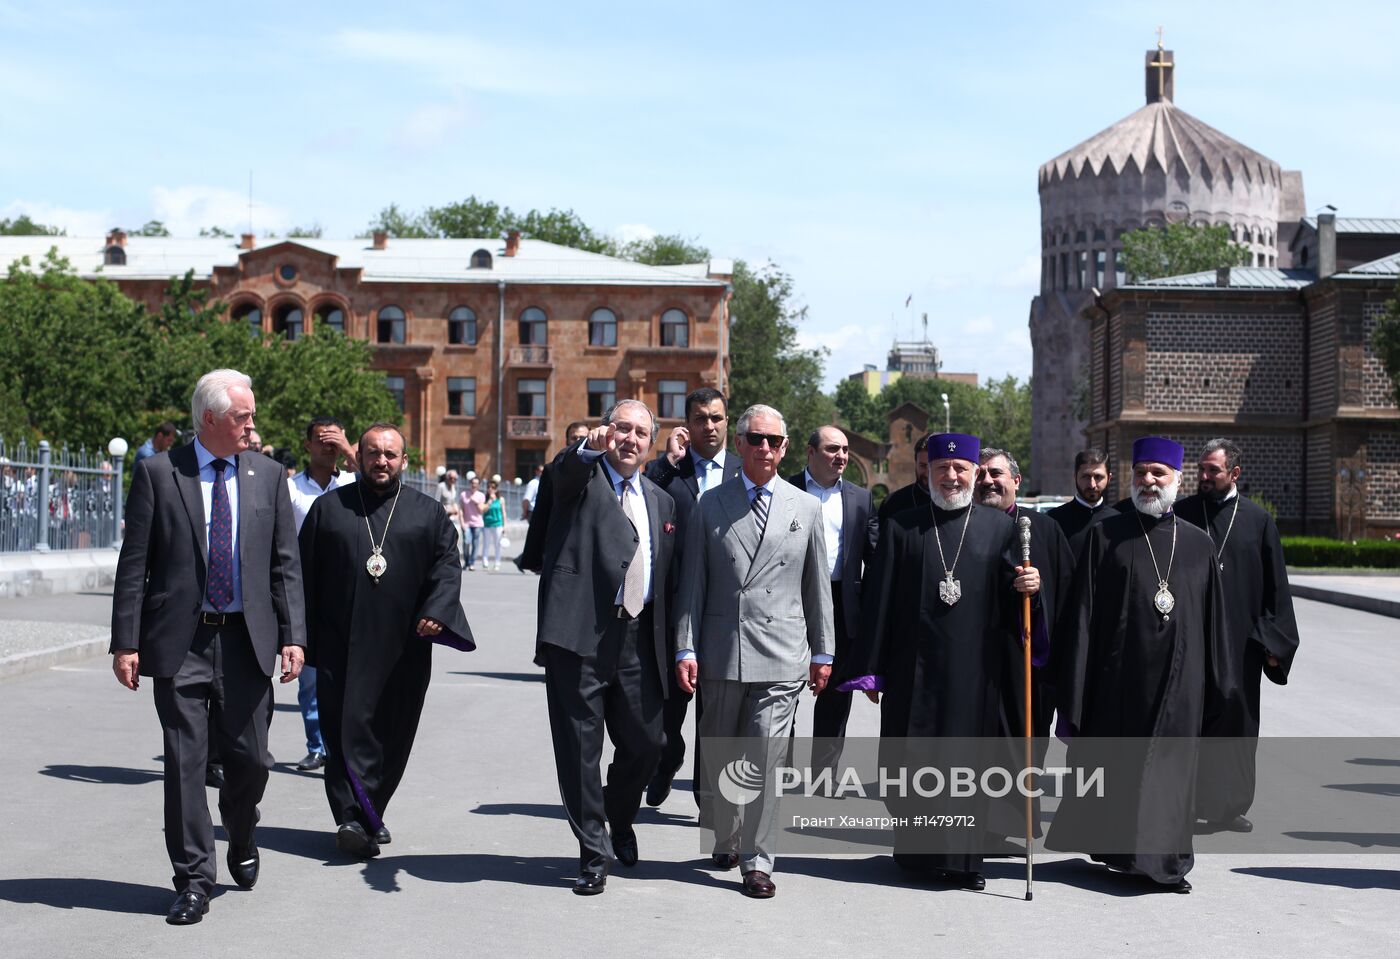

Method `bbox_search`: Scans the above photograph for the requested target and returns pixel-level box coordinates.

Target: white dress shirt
[289,469,356,533]
[193,438,243,613]
[803,469,845,581]
[600,457,653,606]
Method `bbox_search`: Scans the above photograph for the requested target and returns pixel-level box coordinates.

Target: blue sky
[3,1,1397,388]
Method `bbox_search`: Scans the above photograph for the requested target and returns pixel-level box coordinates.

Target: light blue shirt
[691,447,727,498]
[194,437,243,613]
[678,471,832,666]
[599,457,653,605]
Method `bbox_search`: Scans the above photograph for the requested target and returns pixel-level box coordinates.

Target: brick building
[1085,215,1400,537]
[0,230,733,480]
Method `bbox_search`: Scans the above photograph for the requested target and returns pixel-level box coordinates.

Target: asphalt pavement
[0,571,1396,958]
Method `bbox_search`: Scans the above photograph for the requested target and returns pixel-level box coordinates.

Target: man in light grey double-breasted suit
[675,404,834,899]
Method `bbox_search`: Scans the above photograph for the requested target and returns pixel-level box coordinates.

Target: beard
[1132,474,1181,517]
[364,472,401,495]
[932,484,974,511]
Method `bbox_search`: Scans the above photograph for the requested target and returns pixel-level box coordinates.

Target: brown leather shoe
[742,870,776,899]
[711,852,740,871]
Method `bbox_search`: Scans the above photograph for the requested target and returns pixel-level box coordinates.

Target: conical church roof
[1039,99,1281,189]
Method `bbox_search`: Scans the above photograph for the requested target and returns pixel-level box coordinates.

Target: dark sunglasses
[744,432,785,449]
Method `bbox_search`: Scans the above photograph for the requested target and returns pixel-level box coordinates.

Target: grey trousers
[151,620,272,895]
[697,677,804,875]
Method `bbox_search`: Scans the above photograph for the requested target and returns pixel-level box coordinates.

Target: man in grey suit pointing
[111,369,305,925]
[676,403,834,899]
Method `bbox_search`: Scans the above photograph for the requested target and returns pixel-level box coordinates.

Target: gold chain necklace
[1135,510,1178,620]
[929,498,973,606]
[358,481,403,584]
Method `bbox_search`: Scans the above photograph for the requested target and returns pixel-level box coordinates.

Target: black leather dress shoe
[227,845,259,890]
[166,891,209,925]
[645,774,673,808]
[205,764,225,790]
[612,830,638,867]
[336,822,380,859]
[1223,815,1253,833]
[374,825,392,845]
[1170,878,1192,894]
[933,869,985,890]
[296,752,327,771]
[712,852,740,871]
[573,870,607,896]
[741,870,776,899]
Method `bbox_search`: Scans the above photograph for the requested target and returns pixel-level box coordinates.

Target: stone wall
[1144,311,1305,417]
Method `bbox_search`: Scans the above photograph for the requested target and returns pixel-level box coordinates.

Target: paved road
[0,573,1396,958]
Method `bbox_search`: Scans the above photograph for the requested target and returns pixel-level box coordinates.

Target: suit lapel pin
[246,470,255,476]
[790,519,801,532]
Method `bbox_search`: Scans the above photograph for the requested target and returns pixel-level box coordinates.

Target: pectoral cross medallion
[1153,582,1175,618]
[366,548,388,582]
[939,572,962,606]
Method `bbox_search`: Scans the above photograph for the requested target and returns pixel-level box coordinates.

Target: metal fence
[0,444,529,555]
[0,438,124,553]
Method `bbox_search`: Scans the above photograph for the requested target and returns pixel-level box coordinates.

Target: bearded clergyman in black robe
[300,424,474,858]
[1047,437,1239,894]
[838,433,1042,891]
[1175,438,1299,833]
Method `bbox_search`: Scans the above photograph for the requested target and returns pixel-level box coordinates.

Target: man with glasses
[676,404,834,899]
[643,388,742,808]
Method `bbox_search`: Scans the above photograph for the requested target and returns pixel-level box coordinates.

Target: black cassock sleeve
[1053,523,1108,734]
[1202,560,1244,734]
[416,507,475,652]
[1252,515,1300,685]
[834,513,910,690]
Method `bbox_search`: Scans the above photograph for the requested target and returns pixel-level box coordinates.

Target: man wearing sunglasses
[676,404,835,899]
[643,388,742,809]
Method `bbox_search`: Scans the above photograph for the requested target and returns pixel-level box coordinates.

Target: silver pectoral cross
[939,571,962,606]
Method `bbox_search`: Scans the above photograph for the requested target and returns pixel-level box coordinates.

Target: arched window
[104,245,126,266]
[470,249,493,269]
[449,306,477,345]
[589,308,617,347]
[232,303,263,337]
[315,305,345,334]
[660,308,689,347]
[519,307,547,345]
[274,303,304,341]
[377,306,405,344]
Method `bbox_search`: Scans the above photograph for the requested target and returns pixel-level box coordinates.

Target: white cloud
[614,223,658,245]
[996,254,1043,290]
[396,100,477,149]
[1,199,113,236]
[149,186,291,236]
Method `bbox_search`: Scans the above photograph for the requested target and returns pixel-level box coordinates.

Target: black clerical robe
[1047,509,1238,884]
[300,482,474,832]
[1047,498,1112,556]
[841,502,1025,870]
[1000,506,1073,746]
[875,480,931,532]
[1176,491,1299,822]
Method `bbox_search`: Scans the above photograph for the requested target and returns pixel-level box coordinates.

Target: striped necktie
[750,486,769,537]
[206,459,234,610]
[619,479,646,617]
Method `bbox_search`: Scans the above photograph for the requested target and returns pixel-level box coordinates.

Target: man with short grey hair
[676,403,834,899]
[111,368,305,924]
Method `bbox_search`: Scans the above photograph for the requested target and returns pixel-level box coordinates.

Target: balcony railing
[508,345,552,367]
[507,416,551,439]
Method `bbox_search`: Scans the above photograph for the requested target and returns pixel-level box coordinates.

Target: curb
[0,634,110,682]
[1291,585,1400,620]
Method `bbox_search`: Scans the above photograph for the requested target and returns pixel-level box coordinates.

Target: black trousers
[543,609,664,873]
[151,619,272,896]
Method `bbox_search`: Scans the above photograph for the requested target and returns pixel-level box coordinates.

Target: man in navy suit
[111,369,305,925]
[642,387,742,807]
[786,426,877,755]
[536,400,678,895]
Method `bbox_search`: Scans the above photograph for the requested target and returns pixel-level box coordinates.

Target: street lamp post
[108,437,129,549]
[941,393,950,432]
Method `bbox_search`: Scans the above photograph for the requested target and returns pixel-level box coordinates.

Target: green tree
[620,233,709,266]
[1121,222,1251,283]
[833,375,883,436]
[1373,280,1400,408]
[287,223,324,238]
[0,214,63,236]
[199,226,233,238]
[421,196,512,241]
[727,260,834,450]
[134,220,171,237]
[364,203,433,238]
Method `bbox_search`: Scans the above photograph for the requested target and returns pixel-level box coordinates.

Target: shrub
[1282,536,1400,569]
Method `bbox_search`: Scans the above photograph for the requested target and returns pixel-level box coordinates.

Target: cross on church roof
[1145,33,1175,105]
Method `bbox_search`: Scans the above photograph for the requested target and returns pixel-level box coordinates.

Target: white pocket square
[790,519,801,532]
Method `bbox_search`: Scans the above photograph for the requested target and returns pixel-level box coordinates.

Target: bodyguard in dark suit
[111,369,305,925]
[537,400,677,895]
[641,387,741,807]
[786,425,876,749]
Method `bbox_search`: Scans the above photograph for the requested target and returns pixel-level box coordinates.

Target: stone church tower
[1027,44,1305,492]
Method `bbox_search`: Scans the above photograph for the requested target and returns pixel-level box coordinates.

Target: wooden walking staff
[1016,515,1035,901]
